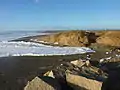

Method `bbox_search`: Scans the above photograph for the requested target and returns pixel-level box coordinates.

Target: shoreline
[0,54,88,89]
[0,30,120,89]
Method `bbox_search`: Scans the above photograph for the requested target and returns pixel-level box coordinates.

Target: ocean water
[0,31,48,41]
[0,31,94,57]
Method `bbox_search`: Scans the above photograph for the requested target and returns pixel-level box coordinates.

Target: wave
[0,41,95,57]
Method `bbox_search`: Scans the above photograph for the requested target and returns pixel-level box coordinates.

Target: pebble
[106,52,109,54]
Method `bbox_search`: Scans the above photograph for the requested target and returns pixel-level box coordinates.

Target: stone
[66,73,102,90]
[24,76,61,90]
[44,70,55,78]
[85,60,91,66]
[70,60,85,68]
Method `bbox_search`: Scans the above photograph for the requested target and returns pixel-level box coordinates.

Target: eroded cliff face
[33,30,120,47]
[34,30,96,47]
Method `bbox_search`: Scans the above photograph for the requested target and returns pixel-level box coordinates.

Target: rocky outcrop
[30,30,120,47]
[34,30,96,47]
[15,30,120,48]
[24,76,61,90]
[96,31,120,47]
[66,73,102,90]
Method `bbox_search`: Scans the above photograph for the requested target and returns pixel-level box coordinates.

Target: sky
[0,0,120,31]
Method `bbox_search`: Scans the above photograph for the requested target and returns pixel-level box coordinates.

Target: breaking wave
[0,41,94,57]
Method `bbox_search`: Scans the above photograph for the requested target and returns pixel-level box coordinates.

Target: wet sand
[0,54,87,90]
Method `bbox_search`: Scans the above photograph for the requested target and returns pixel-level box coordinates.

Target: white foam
[0,41,95,57]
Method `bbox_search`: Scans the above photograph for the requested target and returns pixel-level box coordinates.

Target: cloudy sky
[0,0,120,31]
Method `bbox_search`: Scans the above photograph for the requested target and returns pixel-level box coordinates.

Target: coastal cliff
[31,30,120,47]
[33,30,96,47]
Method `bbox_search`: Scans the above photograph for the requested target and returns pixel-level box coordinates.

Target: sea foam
[0,41,94,57]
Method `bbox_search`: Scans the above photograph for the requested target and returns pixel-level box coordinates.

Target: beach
[0,54,88,89]
[0,30,120,90]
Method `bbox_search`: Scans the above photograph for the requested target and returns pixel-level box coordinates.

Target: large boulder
[24,76,61,90]
[70,60,90,68]
[96,31,120,47]
[66,73,102,90]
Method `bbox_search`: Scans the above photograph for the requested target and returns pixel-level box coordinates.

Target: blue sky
[0,0,120,31]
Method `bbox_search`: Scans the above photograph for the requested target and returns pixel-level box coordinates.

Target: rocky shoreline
[24,48,120,90]
[0,30,120,90]
[23,49,120,90]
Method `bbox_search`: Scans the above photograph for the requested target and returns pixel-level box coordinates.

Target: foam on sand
[0,41,95,57]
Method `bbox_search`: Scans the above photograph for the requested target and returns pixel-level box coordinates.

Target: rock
[24,76,61,90]
[96,31,120,47]
[44,70,55,78]
[100,60,120,73]
[51,59,107,82]
[85,60,91,66]
[66,73,102,90]
[100,57,120,64]
[70,60,91,68]
[80,65,107,81]
[70,60,85,68]
[44,70,73,90]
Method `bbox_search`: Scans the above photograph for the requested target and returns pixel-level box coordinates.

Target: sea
[0,30,94,57]
[0,30,47,41]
